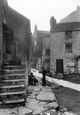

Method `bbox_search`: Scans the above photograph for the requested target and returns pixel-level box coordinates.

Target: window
[46,49,50,55]
[65,31,72,39]
[65,43,72,53]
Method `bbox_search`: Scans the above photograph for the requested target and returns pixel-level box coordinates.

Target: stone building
[5,2,31,65]
[42,34,50,72]
[0,0,31,67]
[50,6,80,72]
[32,25,50,70]
[0,0,31,105]
[50,17,80,74]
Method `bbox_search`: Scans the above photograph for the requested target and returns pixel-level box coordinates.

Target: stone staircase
[0,65,27,107]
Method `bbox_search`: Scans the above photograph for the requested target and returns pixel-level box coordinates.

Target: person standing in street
[42,67,47,86]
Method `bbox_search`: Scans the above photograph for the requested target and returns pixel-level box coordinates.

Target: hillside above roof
[51,22,80,33]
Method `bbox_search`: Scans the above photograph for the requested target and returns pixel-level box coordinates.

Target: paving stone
[44,102,58,109]
[51,85,61,89]
[26,98,46,114]
[26,98,39,109]
[41,86,52,92]
[42,110,57,115]
[0,107,33,115]
[28,95,36,99]
[49,109,57,115]
[26,99,46,114]
[28,92,36,98]
[28,86,41,92]
[37,102,47,106]
[32,106,45,115]
[0,108,18,115]
[49,109,56,112]
[27,97,35,103]
[64,112,76,115]
[57,111,64,115]
[33,86,41,92]
[18,107,33,115]
[37,91,56,101]
[61,107,67,112]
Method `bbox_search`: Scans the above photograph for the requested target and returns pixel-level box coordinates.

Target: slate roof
[36,30,50,37]
[36,30,50,40]
[51,22,80,32]
[60,6,80,23]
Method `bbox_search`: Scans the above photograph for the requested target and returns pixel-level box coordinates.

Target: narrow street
[0,70,78,115]
[32,70,80,91]
[0,0,80,115]
[32,69,80,115]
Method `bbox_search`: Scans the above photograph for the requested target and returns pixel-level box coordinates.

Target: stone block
[44,102,58,109]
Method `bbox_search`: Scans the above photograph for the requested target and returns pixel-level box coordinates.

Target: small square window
[65,31,72,39]
[65,43,72,53]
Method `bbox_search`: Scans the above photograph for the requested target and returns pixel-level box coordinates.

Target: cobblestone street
[0,76,77,115]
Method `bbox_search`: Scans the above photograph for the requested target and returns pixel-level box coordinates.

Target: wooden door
[56,59,63,73]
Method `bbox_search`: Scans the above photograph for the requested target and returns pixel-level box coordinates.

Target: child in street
[28,72,38,85]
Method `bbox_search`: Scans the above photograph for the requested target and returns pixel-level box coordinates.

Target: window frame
[65,43,72,53]
[65,31,72,39]
[46,49,50,55]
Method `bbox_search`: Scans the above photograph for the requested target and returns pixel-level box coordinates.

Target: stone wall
[42,37,50,71]
[0,0,7,69]
[6,7,31,60]
[50,31,80,73]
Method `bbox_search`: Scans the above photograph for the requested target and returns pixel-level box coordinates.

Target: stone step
[0,91,25,96]
[0,74,25,80]
[0,93,25,98]
[2,69,25,71]
[2,65,25,70]
[0,87,25,93]
[3,65,20,67]
[0,65,27,106]
[0,84,25,88]
[1,69,26,74]
[0,78,25,82]
[0,93,25,102]
[0,80,25,86]
[2,73,25,76]
[0,99,25,104]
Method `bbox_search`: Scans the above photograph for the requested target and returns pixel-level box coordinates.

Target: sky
[8,0,80,32]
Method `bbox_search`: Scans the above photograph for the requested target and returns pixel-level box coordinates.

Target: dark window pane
[65,31,72,39]
[65,43,72,52]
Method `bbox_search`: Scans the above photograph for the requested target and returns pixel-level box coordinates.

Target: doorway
[56,59,63,73]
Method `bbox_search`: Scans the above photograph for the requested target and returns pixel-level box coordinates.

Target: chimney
[77,6,80,11]
[34,25,37,32]
[50,16,57,31]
